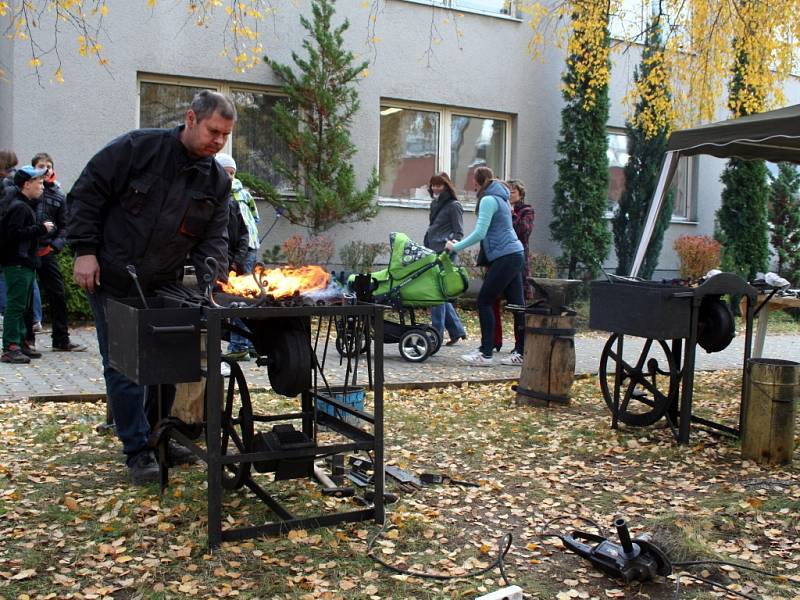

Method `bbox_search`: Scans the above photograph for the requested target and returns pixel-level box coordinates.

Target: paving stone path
[0,324,797,400]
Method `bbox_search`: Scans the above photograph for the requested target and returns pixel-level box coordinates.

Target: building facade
[1,0,798,276]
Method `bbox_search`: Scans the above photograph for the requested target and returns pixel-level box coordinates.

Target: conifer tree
[613,16,674,279]
[716,40,770,281]
[549,3,612,279]
[262,0,379,234]
[768,162,800,284]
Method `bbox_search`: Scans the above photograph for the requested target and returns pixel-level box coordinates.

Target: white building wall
[1,0,798,275]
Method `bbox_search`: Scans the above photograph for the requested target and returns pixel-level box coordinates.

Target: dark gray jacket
[68,126,231,297]
[423,190,463,253]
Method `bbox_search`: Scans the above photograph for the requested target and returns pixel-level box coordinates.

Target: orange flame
[219,265,330,299]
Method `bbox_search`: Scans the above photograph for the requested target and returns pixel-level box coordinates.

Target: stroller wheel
[424,327,442,356]
[398,329,431,362]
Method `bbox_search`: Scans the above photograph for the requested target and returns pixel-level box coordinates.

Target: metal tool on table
[419,472,480,487]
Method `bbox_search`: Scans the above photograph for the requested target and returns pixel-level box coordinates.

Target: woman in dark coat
[423,172,467,345]
[492,179,534,356]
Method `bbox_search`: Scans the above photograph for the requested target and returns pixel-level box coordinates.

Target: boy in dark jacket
[1,166,54,363]
[28,153,86,352]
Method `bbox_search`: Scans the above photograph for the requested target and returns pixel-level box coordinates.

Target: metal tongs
[203,256,224,308]
[126,264,149,309]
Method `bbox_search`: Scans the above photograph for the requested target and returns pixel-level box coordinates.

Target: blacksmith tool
[384,465,422,489]
[419,472,480,487]
[126,264,149,309]
[347,467,372,487]
[313,465,355,497]
[561,517,671,583]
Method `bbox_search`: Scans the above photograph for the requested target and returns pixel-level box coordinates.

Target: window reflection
[379,107,439,200]
[606,130,692,219]
[139,82,207,129]
[230,89,295,193]
[451,115,506,202]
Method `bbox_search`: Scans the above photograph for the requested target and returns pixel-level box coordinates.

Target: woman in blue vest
[445,166,524,366]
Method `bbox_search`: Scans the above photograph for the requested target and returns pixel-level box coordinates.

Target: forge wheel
[398,329,431,362]
[424,327,442,356]
[335,316,369,358]
[598,334,678,427]
[267,327,312,397]
[219,360,254,490]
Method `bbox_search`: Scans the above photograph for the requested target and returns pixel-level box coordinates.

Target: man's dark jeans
[23,253,71,346]
[477,252,524,357]
[88,291,175,463]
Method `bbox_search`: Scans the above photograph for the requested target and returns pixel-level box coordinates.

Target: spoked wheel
[424,327,442,356]
[398,329,431,362]
[219,360,254,490]
[599,334,678,427]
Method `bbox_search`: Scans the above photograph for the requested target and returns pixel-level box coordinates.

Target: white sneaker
[220,362,231,377]
[461,352,494,366]
[501,351,524,366]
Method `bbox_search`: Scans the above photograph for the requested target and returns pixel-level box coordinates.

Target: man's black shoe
[168,439,199,466]
[1,345,31,364]
[127,450,160,485]
[21,343,42,359]
[53,341,88,352]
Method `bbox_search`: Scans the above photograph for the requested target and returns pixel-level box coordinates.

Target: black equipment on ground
[562,518,671,583]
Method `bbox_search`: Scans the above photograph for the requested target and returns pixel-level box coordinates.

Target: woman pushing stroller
[445,167,525,366]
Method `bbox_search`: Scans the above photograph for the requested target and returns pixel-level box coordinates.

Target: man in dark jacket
[68,90,235,485]
[1,166,54,363]
[26,153,87,353]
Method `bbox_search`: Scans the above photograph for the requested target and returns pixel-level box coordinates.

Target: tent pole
[630,151,678,277]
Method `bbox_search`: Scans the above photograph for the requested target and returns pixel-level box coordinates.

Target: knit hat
[13,165,47,186]
[215,153,237,172]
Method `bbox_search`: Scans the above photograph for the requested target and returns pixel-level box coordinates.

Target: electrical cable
[679,573,759,600]
[671,559,786,577]
[367,519,513,585]
[538,514,609,542]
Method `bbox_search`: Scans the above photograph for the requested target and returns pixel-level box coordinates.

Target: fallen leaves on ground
[0,369,797,599]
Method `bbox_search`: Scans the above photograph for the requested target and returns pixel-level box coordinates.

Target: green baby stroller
[341,232,469,362]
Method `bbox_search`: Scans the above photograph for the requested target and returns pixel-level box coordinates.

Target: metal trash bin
[742,358,799,465]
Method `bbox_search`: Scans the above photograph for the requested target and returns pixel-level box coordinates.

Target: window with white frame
[606,129,694,220]
[379,102,510,203]
[405,0,521,19]
[138,77,295,193]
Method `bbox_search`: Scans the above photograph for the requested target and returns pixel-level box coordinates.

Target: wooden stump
[741,358,798,465]
[515,313,576,407]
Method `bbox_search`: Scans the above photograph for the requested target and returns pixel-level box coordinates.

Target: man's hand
[74,255,101,293]
[444,240,456,254]
[42,220,55,233]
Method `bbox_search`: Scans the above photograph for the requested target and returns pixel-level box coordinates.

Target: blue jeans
[0,269,6,314]
[430,302,466,341]
[89,292,175,463]
[477,252,524,357]
[242,248,258,272]
[32,279,42,324]
[228,249,258,353]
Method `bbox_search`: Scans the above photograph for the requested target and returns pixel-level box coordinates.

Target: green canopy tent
[631,103,800,276]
